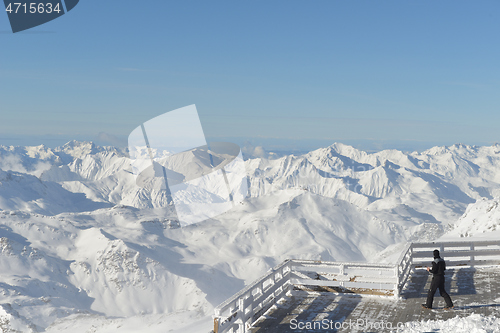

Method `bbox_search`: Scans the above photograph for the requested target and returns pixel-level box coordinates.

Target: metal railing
[213,260,292,333]
[411,240,500,268]
[395,242,413,296]
[289,259,398,296]
[213,240,500,333]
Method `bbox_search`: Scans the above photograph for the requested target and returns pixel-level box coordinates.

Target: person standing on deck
[422,249,454,310]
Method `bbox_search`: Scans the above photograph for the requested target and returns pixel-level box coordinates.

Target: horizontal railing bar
[292,266,341,274]
[293,266,396,276]
[412,240,500,248]
[289,273,395,284]
[290,259,395,269]
[340,268,396,275]
[291,279,396,289]
[413,259,500,268]
[412,249,500,258]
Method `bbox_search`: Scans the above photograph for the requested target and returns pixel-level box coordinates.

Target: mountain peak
[55,141,108,160]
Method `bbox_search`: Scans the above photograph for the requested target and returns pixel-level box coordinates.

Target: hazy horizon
[2,1,499,153]
[1,134,498,156]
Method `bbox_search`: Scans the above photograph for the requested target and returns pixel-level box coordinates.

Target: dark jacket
[429,257,446,276]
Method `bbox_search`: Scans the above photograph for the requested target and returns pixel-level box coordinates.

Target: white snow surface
[400,313,500,333]
[1,141,500,332]
[440,197,500,240]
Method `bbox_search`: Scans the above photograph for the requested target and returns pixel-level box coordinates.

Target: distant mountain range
[1,141,500,332]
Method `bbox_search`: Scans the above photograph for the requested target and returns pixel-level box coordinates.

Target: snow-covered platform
[249,266,500,332]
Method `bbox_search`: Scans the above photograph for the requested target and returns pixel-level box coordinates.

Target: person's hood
[434,258,444,264]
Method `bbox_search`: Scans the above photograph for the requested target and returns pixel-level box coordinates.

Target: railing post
[470,242,475,267]
[278,266,286,294]
[339,264,345,288]
[285,260,292,293]
[271,270,276,301]
[394,265,400,298]
[244,293,253,332]
[238,297,245,333]
[213,317,220,333]
[410,243,413,267]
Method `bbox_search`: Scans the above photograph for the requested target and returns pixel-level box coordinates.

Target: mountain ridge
[1,140,500,332]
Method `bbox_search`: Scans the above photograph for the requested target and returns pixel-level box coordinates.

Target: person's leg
[438,277,453,308]
[425,277,439,308]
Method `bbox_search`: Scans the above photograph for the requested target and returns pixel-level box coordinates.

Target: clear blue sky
[1,1,499,151]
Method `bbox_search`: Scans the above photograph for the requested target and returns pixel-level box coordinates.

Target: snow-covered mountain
[1,141,500,332]
[440,197,500,239]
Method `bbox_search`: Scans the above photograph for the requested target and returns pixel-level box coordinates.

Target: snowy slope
[439,197,500,240]
[0,170,111,215]
[1,141,500,332]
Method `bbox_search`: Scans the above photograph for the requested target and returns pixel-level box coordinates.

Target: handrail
[410,240,500,268]
[213,260,292,333]
[212,240,500,333]
[290,259,398,296]
[214,260,291,317]
[395,242,413,297]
